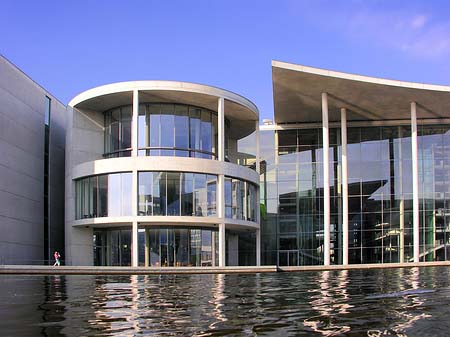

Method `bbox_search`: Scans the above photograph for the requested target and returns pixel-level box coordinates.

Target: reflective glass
[137,227,218,267]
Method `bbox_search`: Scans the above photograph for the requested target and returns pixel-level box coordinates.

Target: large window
[75,173,132,219]
[104,106,132,158]
[138,103,217,159]
[137,227,219,267]
[138,172,217,216]
[224,177,258,222]
[94,229,131,266]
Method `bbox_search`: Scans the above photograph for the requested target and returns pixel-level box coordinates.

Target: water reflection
[1,267,450,336]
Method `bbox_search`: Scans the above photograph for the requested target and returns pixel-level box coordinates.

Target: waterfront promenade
[1,261,450,275]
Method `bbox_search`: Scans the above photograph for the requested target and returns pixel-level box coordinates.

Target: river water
[1,267,450,336]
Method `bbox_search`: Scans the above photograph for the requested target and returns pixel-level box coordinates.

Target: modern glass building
[260,61,450,266]
[4,53,449,268]
[65,81,260,266]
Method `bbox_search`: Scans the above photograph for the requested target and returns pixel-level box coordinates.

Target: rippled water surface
[1,267,450,336]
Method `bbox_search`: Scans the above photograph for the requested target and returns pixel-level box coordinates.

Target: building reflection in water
[389,268,431,335]
[38,275,67,337]
[304,270,351,335]
[210,273,227,327]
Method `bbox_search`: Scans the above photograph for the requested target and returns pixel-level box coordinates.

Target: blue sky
[2,0,450,120]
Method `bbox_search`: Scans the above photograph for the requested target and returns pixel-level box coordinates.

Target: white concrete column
[398,126,405,263]
[255,120,261,265]
[219,223,226,267]
[132,144,139,266]
[255,120,260,174]
[322,92,331,266]
[411,101,420,263]
[132,90,139,157]
[132,221,138,267]
[217,174,226,266]
[256,229,261,266]
[144,228,149,267]
[341,108,349,265]
[218,97,225,162]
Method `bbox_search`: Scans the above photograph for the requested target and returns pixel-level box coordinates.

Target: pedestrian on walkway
[53,251,61,266]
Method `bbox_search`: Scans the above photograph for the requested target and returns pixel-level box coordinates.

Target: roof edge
[68,80,259,117]
[272,60,450,93]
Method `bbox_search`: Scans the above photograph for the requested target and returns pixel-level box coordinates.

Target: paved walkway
[1,261,449,275]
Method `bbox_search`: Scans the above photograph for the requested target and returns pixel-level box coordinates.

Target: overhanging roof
[272,60,450,124]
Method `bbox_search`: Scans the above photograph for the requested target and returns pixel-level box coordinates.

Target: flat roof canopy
[272,61,450,124]
[69,81,259,139]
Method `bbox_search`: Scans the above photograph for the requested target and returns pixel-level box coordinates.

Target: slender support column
[411,101,420,262]
[144,228,149,267]
[322,93,331,266]
[255,120,260,174]
[341,108,349,265]
[132,221,138,267]
[255,122,261,266]
[132,90,139,157]
[218,174,226,266]
[256,229,261,266]
[217,97,226,266]
[219,223,226,267]
[218,97,225,162]
[398,126,405,263]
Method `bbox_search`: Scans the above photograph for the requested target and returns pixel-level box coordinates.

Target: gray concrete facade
[0,55,66,265]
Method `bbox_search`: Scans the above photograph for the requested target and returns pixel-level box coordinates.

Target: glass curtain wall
[138,172,217,217]
[224,177,258,222]
[274,128,337,266]
[75,173,132,219]
[137,227,219,267]
[418,125,450,261]
[93,229,132,266]
[104,106,132,158]
[345,126,412,264]
[138,103,217,159]
[260,125,415,266]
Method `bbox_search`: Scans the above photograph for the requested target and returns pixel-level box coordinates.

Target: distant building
[2,55,450,267]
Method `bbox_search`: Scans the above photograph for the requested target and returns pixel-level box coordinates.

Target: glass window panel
[138,172,153,215]
[166,172,180,215]
[181,173,194,216]
[201,110,212,159]
[175,105,189,157]
[160,114,174,156]
[110,108,120,152]
[138,104,147,150]
[107,174,121,217]
[149,112,161,154]
[121,173,132,216]
[153,172,165,215]
[225,178,232,218]
[98,175,108,217]
[207,175,217,216]
[194,174,207,216]
[190,107,201,157]
[82,178,90,218]
[120,106,132,150]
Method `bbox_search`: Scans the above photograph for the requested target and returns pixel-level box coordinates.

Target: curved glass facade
[224,176,258,222]
[137,103,218,159]
[75,173,132,219]
[104,106,132,158]
[138,227,219,267]
[138,172,217,216]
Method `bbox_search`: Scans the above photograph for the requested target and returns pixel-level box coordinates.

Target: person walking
[53,251,61,266]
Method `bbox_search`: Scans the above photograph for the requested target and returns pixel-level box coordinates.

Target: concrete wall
[0,55,66,264]
[64,106,103,265]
